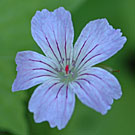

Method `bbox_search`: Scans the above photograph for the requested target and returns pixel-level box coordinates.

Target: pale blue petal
[74,19,127,70]
[31,7,74,65]
[71,67,122,115]
[12,51,58,91]
[28,81,75,130]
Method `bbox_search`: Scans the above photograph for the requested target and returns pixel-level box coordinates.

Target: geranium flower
[12,7,127,130]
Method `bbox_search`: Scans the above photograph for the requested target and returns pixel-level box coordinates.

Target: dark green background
[0,0,135,135]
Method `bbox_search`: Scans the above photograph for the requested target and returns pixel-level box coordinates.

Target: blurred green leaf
[0,58,28,135]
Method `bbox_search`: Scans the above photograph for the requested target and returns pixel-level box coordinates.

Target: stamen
[65,65,69,74]
[72,60,75,66]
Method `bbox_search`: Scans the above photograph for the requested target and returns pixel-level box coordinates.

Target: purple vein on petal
[78,44,99,66]
[74,81,99,107]
[40,26,60,64]
[77,78,111,105]
[22,74,57,86]
[52,30,63,62]
[28,59,56,71]
[45,36,60,62]
[66,85,68,99]
[78,73,114,93]
[56,84,65,98]
[79,73,102,79]
[32,68,56,74]
[29,74,57,81]
[77,78,91,84]
[35,82,60,118]
[78,53,102,71]
[63,85,69,121]
[43,82,60,97]
[64,25,67,64]
[75,34,91,63]
[83,53,101,65]
[75,39,87,62]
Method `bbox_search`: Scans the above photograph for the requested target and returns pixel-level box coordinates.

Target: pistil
[65,65,69,74]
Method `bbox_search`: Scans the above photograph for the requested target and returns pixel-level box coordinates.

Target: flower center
[56,61,78,84]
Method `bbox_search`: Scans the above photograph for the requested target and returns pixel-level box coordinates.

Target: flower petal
[28,80,75,130]
[71,67,122,115]
[31,7,74,65]
[12,51,58,92]
[74,18,127,69]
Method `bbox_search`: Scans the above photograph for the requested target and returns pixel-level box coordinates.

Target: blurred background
[0,0,135,135]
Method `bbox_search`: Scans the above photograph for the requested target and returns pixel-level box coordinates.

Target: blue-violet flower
[12,7,127,130]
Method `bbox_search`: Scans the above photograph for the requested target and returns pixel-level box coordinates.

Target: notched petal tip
[12,51,50,93]
[33,114,43,123]
[114,90,122,100]
[57,125,65,130]
[100,105,111,115]
[31,7,68,24]
[122,36,127,43]
[28,82,75,130]
[74,17,127,68]
[73,67,122,116]
[32,111,67,130]
[54,6,66,11]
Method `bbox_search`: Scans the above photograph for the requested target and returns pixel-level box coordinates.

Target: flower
[12,7,127,130]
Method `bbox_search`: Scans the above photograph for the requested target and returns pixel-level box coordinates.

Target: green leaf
[0,58,28,135]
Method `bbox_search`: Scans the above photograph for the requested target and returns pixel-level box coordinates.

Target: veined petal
[71,67,122,115]
[28,80,75,130]
[12,51,58,92]
[31,7,74,66]
[74,18,127,70]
